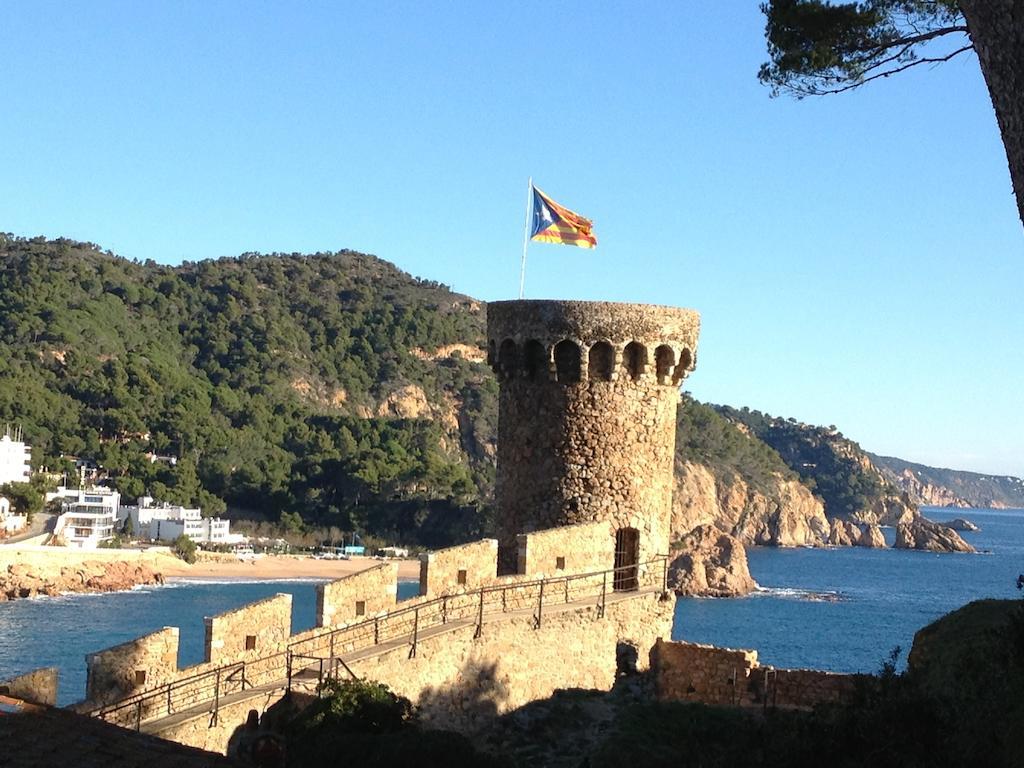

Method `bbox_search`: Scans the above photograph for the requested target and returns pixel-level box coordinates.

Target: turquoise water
[1,509,1020,706]
[673,508,1024,673]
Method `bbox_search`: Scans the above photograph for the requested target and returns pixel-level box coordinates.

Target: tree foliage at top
[759,0,969,97]
[759,1,1024,229]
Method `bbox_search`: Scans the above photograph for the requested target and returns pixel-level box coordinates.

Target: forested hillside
[869,454,1024,510]
[715,406,914,523]
[0,235,496,545]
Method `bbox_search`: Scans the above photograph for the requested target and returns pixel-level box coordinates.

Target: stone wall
[419,539,498,597]
[317,562,399,628]
[86,627,180,706]
[517,520,614,578]
[652,639,862,710]
[488,300,700,571]
[205,593,292,664]
[151,590,675,753]
[0,667,58,706]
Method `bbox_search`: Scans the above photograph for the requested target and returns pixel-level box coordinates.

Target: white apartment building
[0,430,32,485]
[119,496,239,545]
[51,486,121,548]
[0,495,27,535]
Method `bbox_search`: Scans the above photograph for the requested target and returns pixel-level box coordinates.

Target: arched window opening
[553,340,582,384]
[523,339,547,381]
[622,342,646,382]
[498,339,517,381]
[655,345,675,384]
[613,528,640,592]
[672,348,693,384]
[588,341,614,381]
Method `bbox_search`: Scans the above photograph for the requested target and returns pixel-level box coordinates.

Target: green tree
[172,534,197,564]
[759,1,1024,228]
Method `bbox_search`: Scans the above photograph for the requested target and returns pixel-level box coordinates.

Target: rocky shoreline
[0,560,164,601]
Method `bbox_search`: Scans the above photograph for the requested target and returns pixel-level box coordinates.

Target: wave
[164,577,329,586]
[753,585,847,603]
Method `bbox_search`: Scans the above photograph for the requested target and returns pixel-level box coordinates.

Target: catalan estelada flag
[529,185,597,249]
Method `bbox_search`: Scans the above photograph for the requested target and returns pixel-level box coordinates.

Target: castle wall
[151,590,675,753]
[317,562,398,628]
[418,539,498,597]
[0,667,58,706]
[204,594,292,664]
[516,520,614,577]
[85,627,180,706]
[652,639,862,710]
[487,300,700,571]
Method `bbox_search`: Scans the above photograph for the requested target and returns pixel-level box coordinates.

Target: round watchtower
[488,300,700,573]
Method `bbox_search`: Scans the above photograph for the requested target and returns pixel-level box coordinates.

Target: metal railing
[86,555,669,729]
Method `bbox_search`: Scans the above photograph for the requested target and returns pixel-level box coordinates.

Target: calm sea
[1,508,1020,706]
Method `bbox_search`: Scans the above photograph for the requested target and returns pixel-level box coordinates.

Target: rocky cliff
[870,453,1024,510]
[672,461,830,548]
[668,524,757,597]
[0,560,163,600]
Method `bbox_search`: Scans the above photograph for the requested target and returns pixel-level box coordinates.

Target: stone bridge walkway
[136,584,662,738]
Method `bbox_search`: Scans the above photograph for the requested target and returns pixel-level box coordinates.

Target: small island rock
[669,524,757,597]
[894,517,975,553]
[941,518,980,532]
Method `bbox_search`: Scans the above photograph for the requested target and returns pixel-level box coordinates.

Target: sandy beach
[1,542,420,589]
[160,553,421,581]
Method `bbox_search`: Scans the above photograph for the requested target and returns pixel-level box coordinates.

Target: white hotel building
[51,486,121,549]
[0,431,32,485]
[119,496,240,546]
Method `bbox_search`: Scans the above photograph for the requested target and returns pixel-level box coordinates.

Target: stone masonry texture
[317,561,398,628]
[419,539,498,597]
[517,520,614,577]
[85,627,180,707]
[0,667,59,706]
[204,593,292,664]
[652,639,863,710]
[488,300,700,570]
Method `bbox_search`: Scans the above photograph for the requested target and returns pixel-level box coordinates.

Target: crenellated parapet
[488,300,701,571]
[487,300,699,386]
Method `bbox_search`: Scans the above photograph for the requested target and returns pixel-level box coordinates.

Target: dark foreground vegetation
[234,600,1023,767]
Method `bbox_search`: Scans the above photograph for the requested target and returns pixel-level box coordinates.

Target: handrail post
[374,617,380,645]
[212,668,221,726]
[662,556,669,595]
[473,588,484,638]
[166,683,172,715]
[409,608,419,659]
[241,661,247,691]
[564,575,569,603]
[135,700,142,731]
[535,579,545,629]
[286,650,293,693]
[599,572,607,619]
[501,585,507,613]
[442,595,448,624]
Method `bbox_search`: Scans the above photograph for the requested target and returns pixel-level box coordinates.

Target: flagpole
[519,176,532,299]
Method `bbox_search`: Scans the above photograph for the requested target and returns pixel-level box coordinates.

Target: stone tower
[487,300,700,573]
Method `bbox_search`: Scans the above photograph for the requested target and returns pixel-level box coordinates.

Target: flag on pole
[529,185,598,249]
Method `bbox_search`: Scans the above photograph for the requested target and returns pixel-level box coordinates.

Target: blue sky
[2,2,1022,477]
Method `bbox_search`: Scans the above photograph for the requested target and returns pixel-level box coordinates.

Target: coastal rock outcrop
[941,518,980,532]
[858,524,887,548]
[827,519,861,547]
[894,517,975,553]
[668,524,757,597]
[672,461,830,548]
[0,560,164,600]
